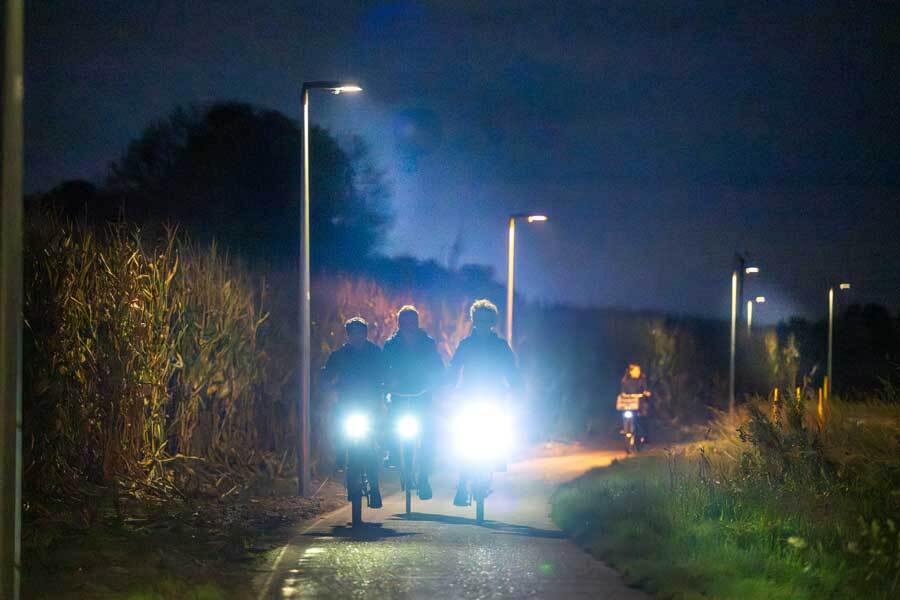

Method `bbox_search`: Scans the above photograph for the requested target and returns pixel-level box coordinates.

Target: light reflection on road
[261,446,646,600]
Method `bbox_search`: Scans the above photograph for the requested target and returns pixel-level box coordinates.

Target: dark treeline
[29,102,391,269]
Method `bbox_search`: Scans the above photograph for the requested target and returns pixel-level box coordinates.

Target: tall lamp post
[1,0,24,596]
[505,213,547,349]
[298,81,361,496]
[746,296,765,334]
[730,256,759,412]
[827,282,851,400]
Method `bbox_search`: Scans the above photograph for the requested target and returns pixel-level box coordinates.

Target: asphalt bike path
[255,448,650,599]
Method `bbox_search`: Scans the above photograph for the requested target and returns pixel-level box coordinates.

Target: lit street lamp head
[745,266,760,275]
[755,296,766,303]
[510,213,549,223]
[302,81,363,94]
[331,85,363,94]
[839,283,851,290]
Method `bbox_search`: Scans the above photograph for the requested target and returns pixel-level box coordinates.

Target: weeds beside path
[24,478,346,599]
[551,400,900,600]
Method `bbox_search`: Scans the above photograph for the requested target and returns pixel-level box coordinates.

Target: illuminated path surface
[256,448,650,599]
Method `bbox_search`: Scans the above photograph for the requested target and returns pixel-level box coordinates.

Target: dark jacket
[620,374,649,395]
[382,329,445,395]
[620,374,651,415]
[449,329,521,395]
[322,340,385,408]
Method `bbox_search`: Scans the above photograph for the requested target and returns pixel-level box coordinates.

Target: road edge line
[256,488,404,600]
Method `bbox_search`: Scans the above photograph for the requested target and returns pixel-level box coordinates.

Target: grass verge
[551,399,900,599]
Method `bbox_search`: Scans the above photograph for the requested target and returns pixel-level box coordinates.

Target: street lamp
[827,282,851,400]
[298,81,362,497]
[746,297,765,333]
[506,213,548,349]
[730,255,759,412]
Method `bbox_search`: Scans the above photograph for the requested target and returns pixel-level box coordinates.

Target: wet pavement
[256,448,649,599]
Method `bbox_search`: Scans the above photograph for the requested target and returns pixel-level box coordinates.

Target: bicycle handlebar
[386,390,430,403]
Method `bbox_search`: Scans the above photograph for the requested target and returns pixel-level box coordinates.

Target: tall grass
[552,394,900,599]
[24,214,279,503]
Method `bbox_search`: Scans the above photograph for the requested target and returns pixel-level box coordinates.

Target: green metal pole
[0,0,24,597]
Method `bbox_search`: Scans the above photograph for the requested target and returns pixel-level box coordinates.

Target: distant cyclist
[382,305,445,500]
[619,363,652,444]
[321,317,385,508]
[449,299,521,506]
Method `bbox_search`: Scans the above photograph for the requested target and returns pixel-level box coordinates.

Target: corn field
[23,212,476,505]
[24,215,271,501]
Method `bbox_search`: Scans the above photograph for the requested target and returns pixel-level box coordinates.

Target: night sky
[27,1,900,321]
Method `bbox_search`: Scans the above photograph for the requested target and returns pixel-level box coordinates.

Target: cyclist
[619,363,652,444]
[322,317,385,508]
[448,299,521,506]
[382,305,445,500]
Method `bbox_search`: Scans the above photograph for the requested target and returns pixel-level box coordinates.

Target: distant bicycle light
[344,414,370,440]
[623,410,634,419]
[397,415,420,440]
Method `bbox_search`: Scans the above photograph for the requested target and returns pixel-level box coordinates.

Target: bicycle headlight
[344,413,370,440]
[397,414,420,440]
[453,403,513,462]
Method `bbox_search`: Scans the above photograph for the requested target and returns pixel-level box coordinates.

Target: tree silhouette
[105,102,391,267]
